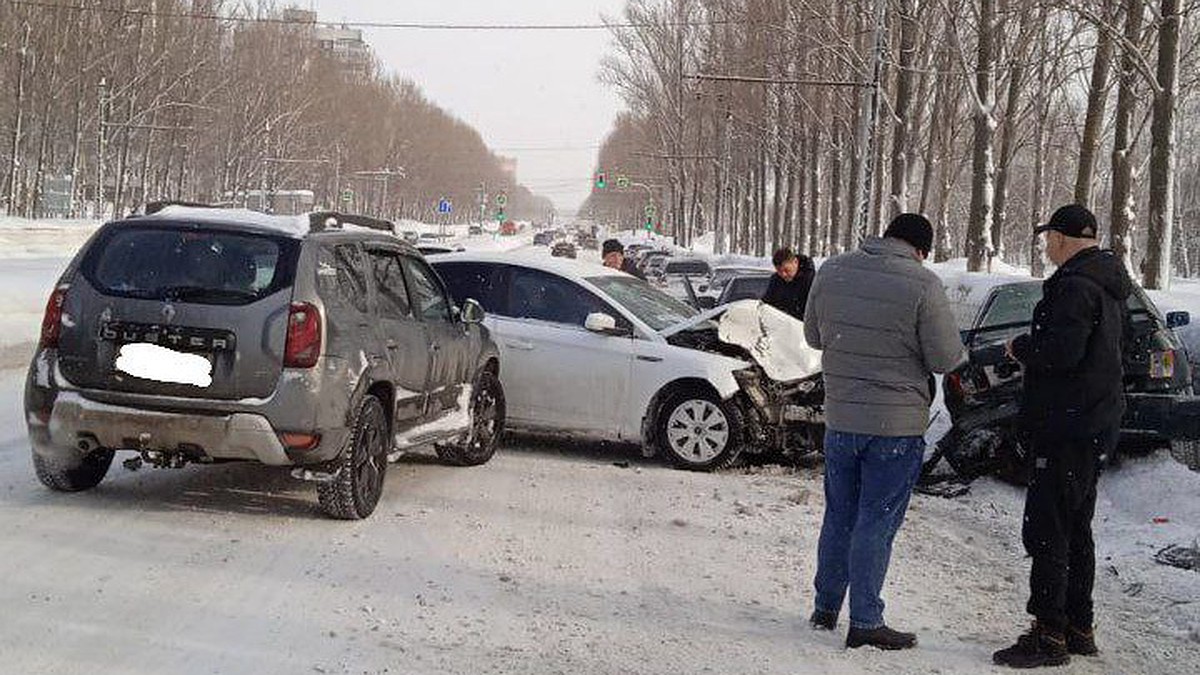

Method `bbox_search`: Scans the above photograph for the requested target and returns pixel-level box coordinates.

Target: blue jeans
[814,430,925,629]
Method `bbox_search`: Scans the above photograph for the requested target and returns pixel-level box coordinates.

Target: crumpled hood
[1057,247,1132,302]
[661,300,822,382]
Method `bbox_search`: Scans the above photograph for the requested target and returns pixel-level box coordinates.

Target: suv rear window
[82,224,299,305]
[665,260,710,276]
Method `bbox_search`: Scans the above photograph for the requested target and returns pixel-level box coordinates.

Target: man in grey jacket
[803,213,966,650]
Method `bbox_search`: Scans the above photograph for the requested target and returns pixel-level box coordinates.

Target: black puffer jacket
[762,256,815,320]
[1011,247,1132,440]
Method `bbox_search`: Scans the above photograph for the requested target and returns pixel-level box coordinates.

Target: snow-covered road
[1,364,1197,674]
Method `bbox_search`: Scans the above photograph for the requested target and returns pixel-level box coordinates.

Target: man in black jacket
[994,205,1132,669]
[763,247,815,320]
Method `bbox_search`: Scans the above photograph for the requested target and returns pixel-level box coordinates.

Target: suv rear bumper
[1125,392,1200,440]
[34,391,292,465]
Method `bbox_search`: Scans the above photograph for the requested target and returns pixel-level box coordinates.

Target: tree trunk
[1110,0,1144,274]
[966,0,997,272]
[807,125,822,257]
[889,0,918,218]
[1074,0,1118,206]
[1144,0,1180,290]
[6,22,31,215]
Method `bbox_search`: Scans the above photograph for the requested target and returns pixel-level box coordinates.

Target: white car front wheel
[656,388,743,471]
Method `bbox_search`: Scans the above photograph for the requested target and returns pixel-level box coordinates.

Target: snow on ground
[0,221,1198,673]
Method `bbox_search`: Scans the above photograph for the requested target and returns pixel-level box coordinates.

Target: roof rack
[308,211,396,234]
[140,200,227,216]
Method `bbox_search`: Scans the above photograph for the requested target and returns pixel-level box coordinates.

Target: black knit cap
[884,213,934,256]
[602,239,624,256]
[1034,204,1098,239]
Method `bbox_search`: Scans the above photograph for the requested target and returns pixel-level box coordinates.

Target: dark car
[25,203,504,519]
[468,224,483,236]
[533,231,554,246]
[551,241,577,259]
[936,280,1200,480]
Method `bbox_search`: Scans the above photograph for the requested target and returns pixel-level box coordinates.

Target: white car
[430,251,825,470]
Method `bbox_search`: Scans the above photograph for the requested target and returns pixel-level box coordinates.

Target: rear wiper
[160,285,258,301]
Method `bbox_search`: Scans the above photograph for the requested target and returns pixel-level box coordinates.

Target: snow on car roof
[426,249,627,281]
[126,205,308,237]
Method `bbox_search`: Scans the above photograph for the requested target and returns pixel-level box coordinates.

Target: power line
[6,1,756,30]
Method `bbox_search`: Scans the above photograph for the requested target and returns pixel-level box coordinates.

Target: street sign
[595,172,607,189]
[644,204,656,217]
[616,175,631,189]
[496,192,508,207]
[341,188,353,203]
[437,198,452,215]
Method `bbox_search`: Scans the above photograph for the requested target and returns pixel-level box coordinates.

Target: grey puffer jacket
[803,237,966,437]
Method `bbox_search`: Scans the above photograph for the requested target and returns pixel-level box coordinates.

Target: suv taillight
[39,286,69,349]
[1150,350,1177,380]
[284,302,322,368]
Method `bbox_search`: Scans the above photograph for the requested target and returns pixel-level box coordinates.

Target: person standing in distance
[601,239,645,280]
[762,247,816,320]
[993,205,1131,669]
[803,213,966,650]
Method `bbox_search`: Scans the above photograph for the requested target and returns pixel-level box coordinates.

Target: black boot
[993,622,1070,668]
[845,625,917,650]
[810,609,838,631]
[1066,626,1098,656]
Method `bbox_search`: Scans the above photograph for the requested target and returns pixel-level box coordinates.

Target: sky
[310,0,629,214]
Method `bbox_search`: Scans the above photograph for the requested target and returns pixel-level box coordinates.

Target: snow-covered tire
[1170,439,1200,471]
[655,387,743,471]
[32,449,114,492]
[317,395,389,520]
[436,370,505,467]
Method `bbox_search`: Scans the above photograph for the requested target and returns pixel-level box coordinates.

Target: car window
[82,224,298,305]
[978,283,1043,329]
[401,256,452,322]
[508,268,613,328]
[432,261,509,315]
[317,244,369,315]
[367,250,412,319]
[724,276,771,302]
[665,260,710,276]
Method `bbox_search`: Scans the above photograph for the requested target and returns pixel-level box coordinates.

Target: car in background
[694,271,774,310]
[936,279,1200,480]
[429,252,827,471]
[551,241,577,259]
[533,231,554,246]
[400,230,420,245]
[500,221,519,236]
[25,204,503,519]
[702,265,773,297]
[641,254,670,280]
[468,224,483,236]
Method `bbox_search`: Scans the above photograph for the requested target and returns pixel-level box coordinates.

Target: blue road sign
[437,198,453,215]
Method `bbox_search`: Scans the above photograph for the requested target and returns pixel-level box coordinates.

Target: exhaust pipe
[76,435,100,454]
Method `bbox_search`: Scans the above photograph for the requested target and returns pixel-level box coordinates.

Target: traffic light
[595,172,607,189]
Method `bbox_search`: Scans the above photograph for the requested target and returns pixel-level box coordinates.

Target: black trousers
[1022,427,1117,632]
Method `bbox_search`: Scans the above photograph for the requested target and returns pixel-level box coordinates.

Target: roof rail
[141,200,226,216]
[308,211,396,234]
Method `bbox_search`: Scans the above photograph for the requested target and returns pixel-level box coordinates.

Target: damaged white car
[430,252,825,470]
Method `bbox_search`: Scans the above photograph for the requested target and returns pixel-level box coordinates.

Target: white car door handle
[506,340,535,351]
[636,355,663,363]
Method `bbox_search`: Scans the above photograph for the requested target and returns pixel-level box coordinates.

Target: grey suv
[24,204,504,519]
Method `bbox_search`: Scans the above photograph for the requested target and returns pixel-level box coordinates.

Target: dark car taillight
[39,286,69,349]
[284,302,322,368]
[1150,350,1177,380]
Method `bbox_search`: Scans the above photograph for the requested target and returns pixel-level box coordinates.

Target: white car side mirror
[585,312,619,335]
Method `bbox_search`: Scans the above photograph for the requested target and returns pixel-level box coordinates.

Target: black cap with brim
[1035,204,1098,239]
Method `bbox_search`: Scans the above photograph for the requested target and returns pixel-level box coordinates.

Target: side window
[401,256,452,322]
[316,244,369,314]
[433,262,508,316]
[366,250,412,319]
[509,268,613,328]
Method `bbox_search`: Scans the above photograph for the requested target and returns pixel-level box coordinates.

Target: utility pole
[852,0,887,242]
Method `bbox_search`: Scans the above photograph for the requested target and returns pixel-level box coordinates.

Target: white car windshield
[587,275,698,332]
